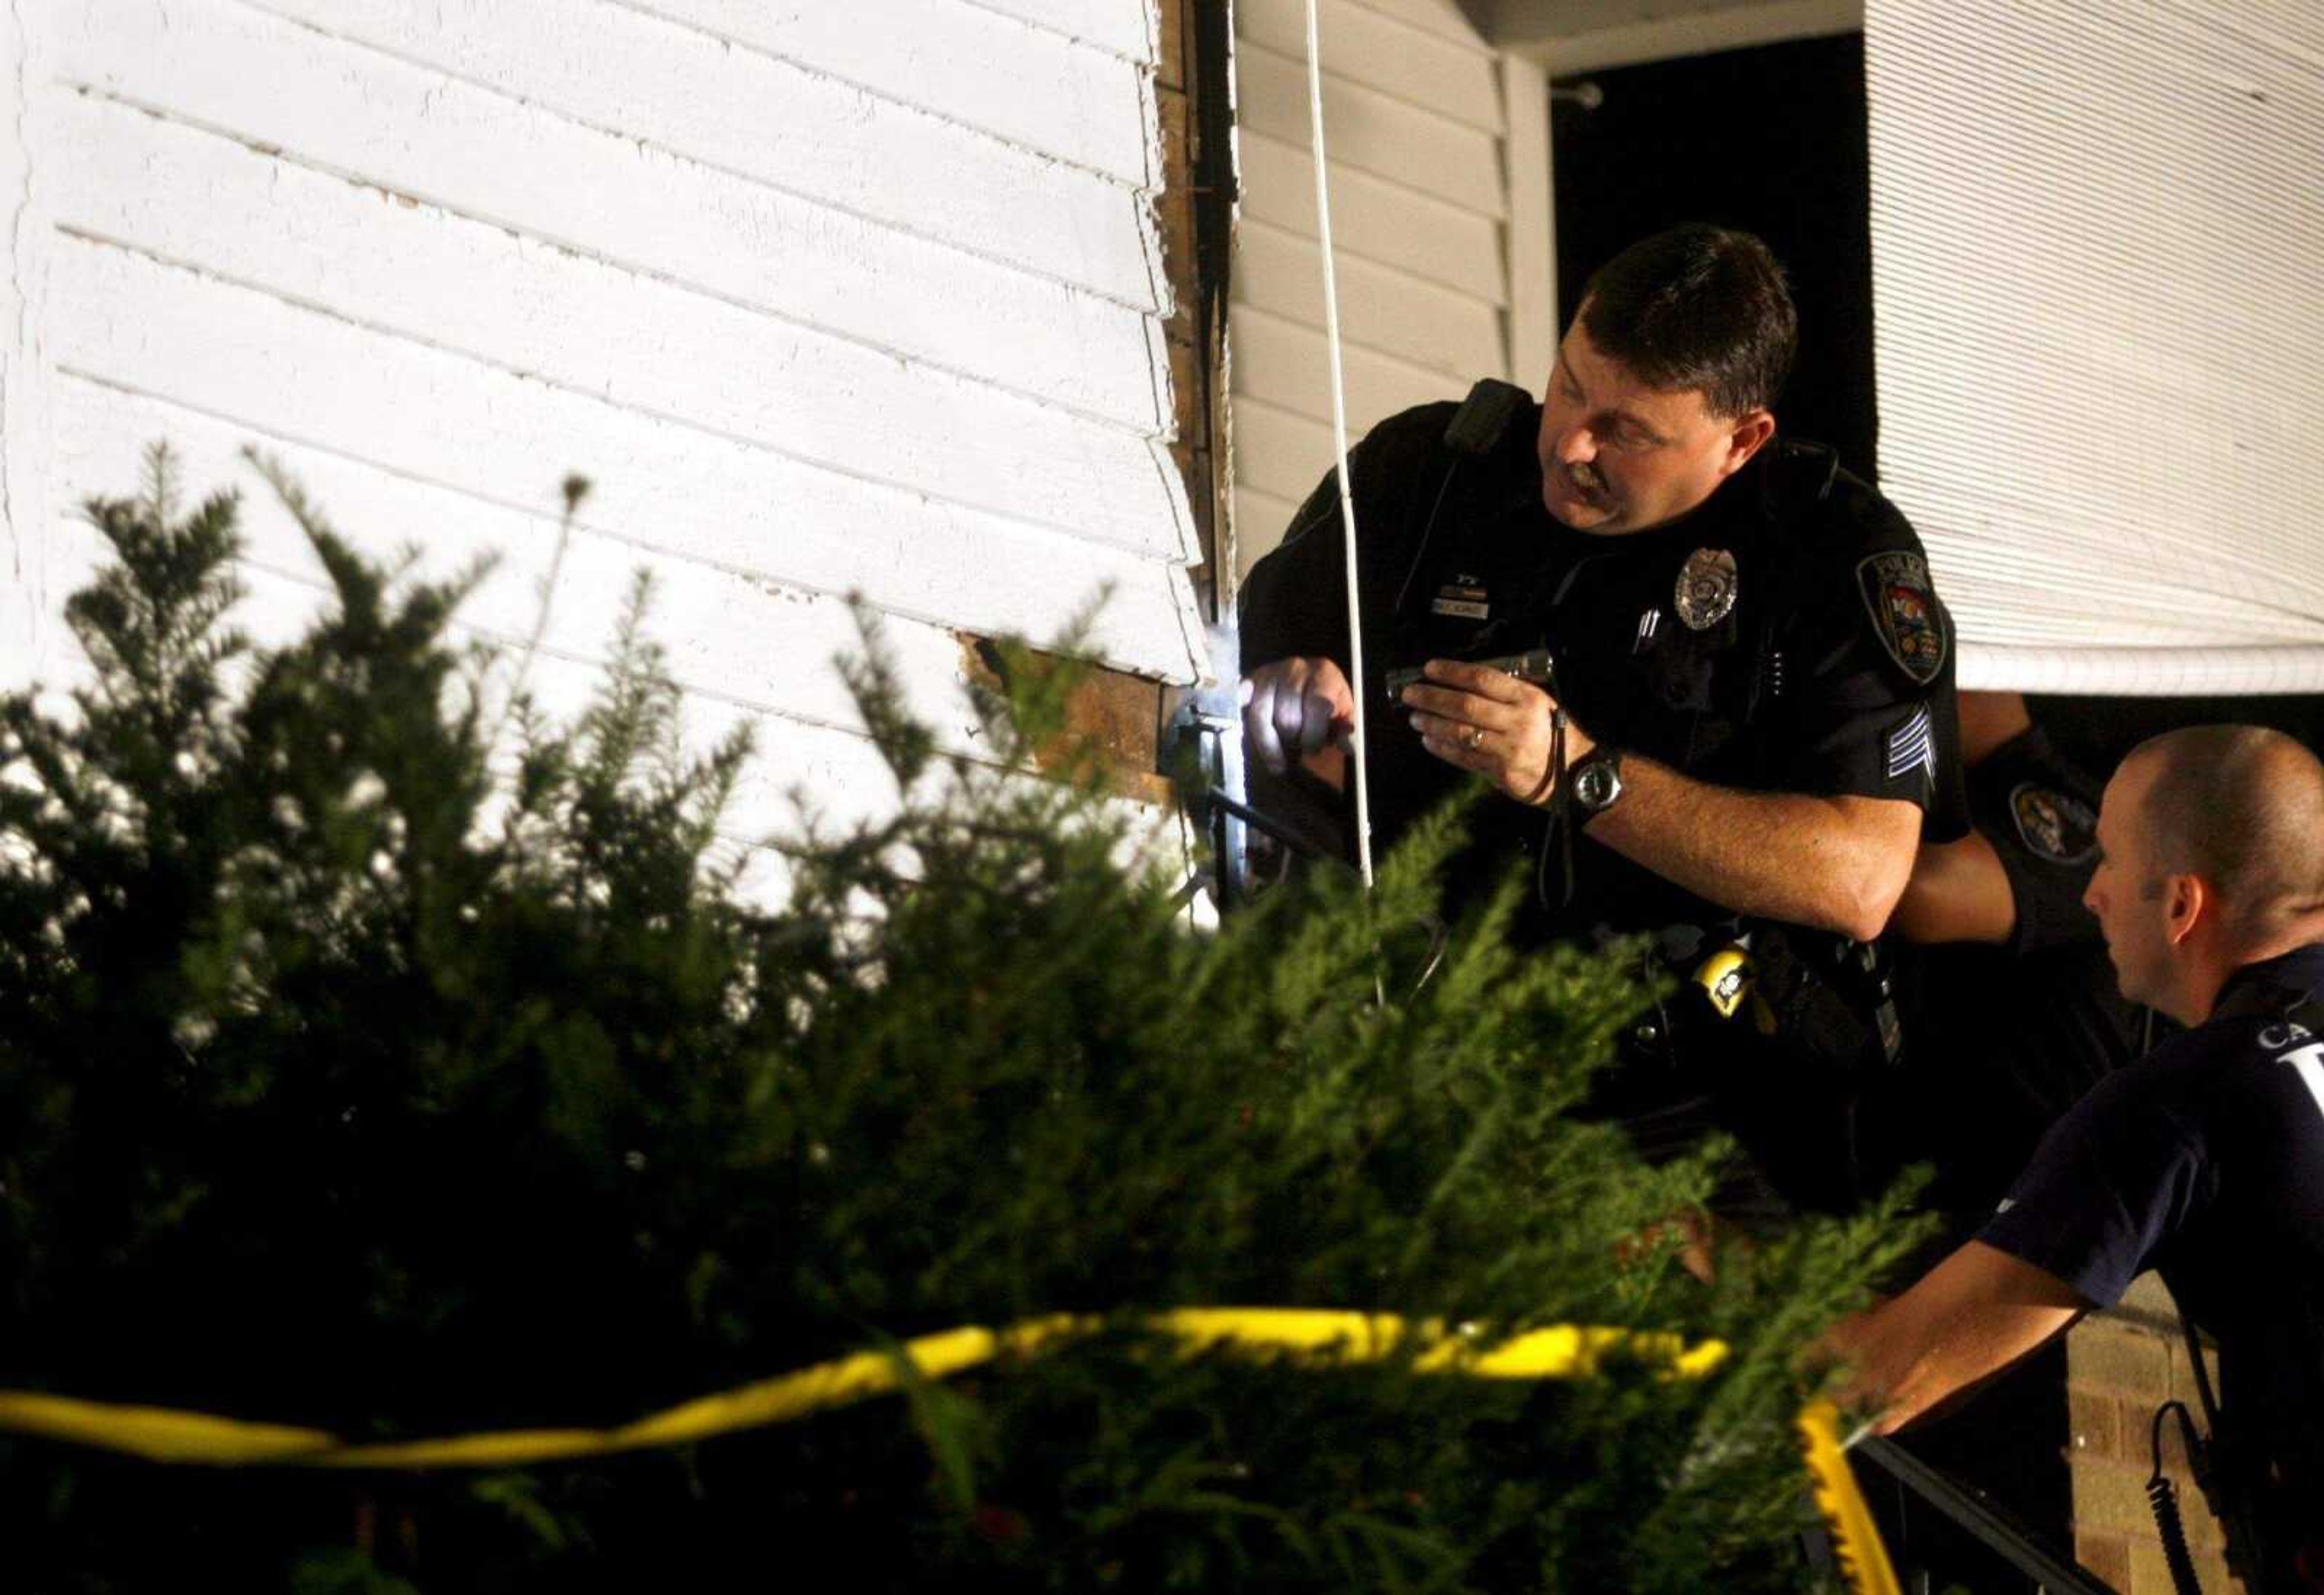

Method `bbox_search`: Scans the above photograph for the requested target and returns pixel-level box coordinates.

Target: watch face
[1575,761,1618,810]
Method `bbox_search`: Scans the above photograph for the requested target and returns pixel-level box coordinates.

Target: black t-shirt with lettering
[1981,944,2324,1520]
[1873,726,2145,1217]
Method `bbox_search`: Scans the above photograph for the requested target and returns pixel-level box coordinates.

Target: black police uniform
[1239,383,1969,1211]
[1860,725,2146,1570]
[1981,945,2324,1590]
[1876,723,2145,1222]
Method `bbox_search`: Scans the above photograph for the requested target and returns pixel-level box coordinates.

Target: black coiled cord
[2148,1399,2206,1595]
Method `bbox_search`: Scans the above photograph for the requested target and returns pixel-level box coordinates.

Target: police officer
[1830,725,2324,1591]
[1862,690,2148,1569]
[1878,689,2145,1219]
[1238,225,1967,1212]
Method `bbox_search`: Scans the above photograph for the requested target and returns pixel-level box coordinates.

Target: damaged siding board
[5,0,1205,857]
[1227,0,1514,574]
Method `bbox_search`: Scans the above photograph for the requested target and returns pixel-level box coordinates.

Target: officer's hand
[1241,656,1354,776]
[1402,657,1594,805]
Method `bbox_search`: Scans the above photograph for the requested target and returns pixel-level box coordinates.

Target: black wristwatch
[1567,746,1624,817]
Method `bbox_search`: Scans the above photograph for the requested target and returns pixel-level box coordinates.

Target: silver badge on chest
[1675,547,1738,631]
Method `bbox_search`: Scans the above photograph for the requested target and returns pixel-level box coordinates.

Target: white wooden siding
[1236,0,1502,134]
[1236,130,1508,303]
[967,0,1158,64]
[1229,0,1548,576]
[1234,38,1505,216]
[625,0,1159,186]
[1332,0,1503,49]
[2,0,1201,858]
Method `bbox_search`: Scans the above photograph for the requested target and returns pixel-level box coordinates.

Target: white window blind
[1865,0,2324,694]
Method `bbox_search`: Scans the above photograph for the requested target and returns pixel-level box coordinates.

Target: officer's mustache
[1567,461,1610,501]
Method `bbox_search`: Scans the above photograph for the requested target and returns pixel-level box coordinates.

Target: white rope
[1301,0,1374,889]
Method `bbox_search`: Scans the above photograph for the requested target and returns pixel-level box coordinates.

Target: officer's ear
[2164,872,2207,947]
[1716,409,1777,479]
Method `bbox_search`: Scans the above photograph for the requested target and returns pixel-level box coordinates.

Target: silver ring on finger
[1463,725,1486,750]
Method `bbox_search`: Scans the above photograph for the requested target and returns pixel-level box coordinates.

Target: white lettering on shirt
[2274,1040,2324,1123]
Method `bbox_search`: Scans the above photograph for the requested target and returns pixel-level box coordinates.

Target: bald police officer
[1830,725,2324,1591]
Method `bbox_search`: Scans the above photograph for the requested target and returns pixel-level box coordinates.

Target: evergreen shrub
[0,452,1921,1591]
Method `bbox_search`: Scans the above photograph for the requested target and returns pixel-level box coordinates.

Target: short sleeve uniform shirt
[1981,945,2324,1510]
[1238,393,1968,941]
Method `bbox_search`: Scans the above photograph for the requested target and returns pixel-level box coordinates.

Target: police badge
[1675,547,1738,630]
[2008,783,2098,866]
[1856,551,1946,685]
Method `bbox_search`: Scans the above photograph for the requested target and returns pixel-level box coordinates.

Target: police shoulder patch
[1856,551,1946,685]
[2007,782,2098,866]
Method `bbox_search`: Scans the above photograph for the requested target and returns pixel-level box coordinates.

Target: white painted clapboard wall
[0,0,1201,854]
[1228,0,1521,575]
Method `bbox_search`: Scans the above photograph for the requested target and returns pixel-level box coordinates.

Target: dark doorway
[1549,36,2324,764]
[1551,33,1878,480]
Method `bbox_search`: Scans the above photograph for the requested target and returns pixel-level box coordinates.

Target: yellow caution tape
[1798,1398,1902,1595]
[0,1315,1087,1470]
[0,1309,1891,1590]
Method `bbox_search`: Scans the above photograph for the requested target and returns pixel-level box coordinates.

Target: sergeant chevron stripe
[1885,705,1935,784]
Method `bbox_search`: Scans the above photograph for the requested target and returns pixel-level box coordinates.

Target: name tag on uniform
[1431,576,1489,620]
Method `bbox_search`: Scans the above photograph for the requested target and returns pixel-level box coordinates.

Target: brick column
[2064,1274,2244,1594]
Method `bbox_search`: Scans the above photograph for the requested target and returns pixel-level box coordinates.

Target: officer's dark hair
[2127,725,2324,936]
[1577,225,1797,419]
